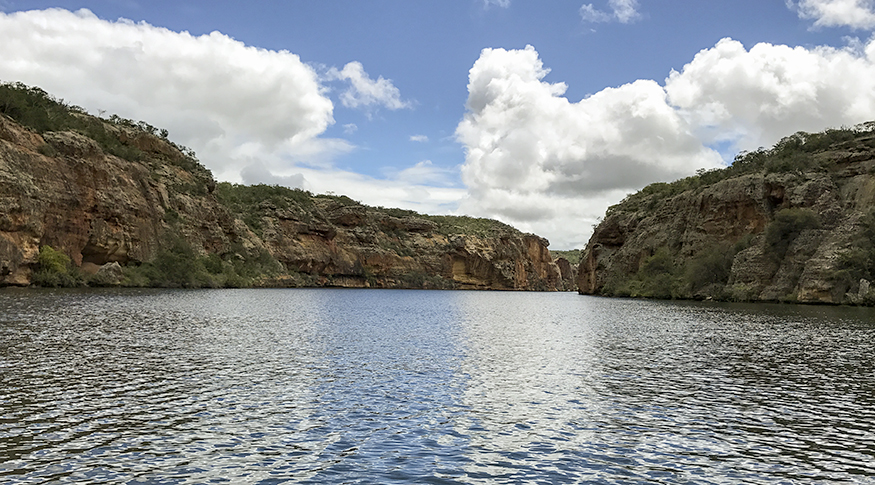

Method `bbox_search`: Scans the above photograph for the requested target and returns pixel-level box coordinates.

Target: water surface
[1,289,874,483]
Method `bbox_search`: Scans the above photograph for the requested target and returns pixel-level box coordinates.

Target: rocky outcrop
[579,127,875,304]
[214,186,561,290]
[0,113,255,285]
[554,257,578,291]
[0,110,560,290]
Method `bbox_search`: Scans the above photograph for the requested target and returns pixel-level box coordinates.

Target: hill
[0,82,565,290]
[578,124,875,305]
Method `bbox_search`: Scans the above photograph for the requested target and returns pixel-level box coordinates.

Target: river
[1,288,874,484]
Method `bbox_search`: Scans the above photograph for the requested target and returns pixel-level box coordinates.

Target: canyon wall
[579,127,875,305]
[0,110,561,290]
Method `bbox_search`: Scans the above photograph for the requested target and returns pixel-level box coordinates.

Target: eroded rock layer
[0,112,561,290]
[578,127,875,305]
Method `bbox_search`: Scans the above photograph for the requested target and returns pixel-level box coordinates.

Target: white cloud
[456,45,721,248]
[326,61,411,111]
[0,8,444,219]
[283,164,466,216]
[386,160,458,187]
[483,0,511,8]
[409,134,429,143]
[665,37,875,152]
[789,0,875,30]
[609,0,641,23]
[343,123,358,134]
[579,5,612,23]
[456,40,875,248]
[0,8,336,177]
[240,162,308,190]
[580,0,641,24]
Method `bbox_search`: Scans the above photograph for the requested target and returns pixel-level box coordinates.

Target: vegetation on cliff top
[2,81,546,289]
[551,249,582,265]
[589,123,875,305]
[213,181,523,239]
[609,122,875,216]
[0,81,204,173]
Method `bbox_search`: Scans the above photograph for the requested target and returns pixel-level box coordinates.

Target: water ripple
[1,289,874,483]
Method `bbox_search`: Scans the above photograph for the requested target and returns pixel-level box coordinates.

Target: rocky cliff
[0,83,562,290]
[213,183,563,290]
[579,125,875,305]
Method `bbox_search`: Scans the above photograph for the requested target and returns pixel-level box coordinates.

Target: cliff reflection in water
[1,289,874,484]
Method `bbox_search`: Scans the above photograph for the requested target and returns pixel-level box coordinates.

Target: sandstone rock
[0,106,560,291]
[579,128,875,305]
[554,257,578,291]
[93,261,124,286]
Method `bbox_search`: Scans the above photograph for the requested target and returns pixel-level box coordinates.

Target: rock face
[0,112,560,290]
[221,185,562,290]
[553,257,578,291]
[578,127,875,305]
[0,113,255,285]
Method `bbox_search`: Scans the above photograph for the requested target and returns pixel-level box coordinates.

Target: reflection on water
[1,288,874,483]
[454,295,875,483]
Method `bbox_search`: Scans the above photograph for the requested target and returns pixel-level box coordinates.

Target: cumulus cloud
[409,135,429,142]
[0,8,446,220]
[326,61,411,111]
[580,0,641,24]
[456,40,875,248]
[0,8,337,178]
[456,45,721,248]
[0,9,447,211]
[666,37,875,152]
[789,0,875,30]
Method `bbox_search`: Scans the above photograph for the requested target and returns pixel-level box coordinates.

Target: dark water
[1,289,874,484]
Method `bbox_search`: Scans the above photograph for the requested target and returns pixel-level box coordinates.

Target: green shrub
[764,208,821,261]
[726,283,758,302]
[684,241,735,294]
[831,210,875,299]
[618,247,683,299]
[605,238,754,300]
[317,194,360,207]
[120,234,216,288]
[626,272,677,299]
[424,215,519,238]
[764,153,815,173]
[119,234,285,289]
[214,182,314,211]
[37,143,58,157]
[31,245,83,287]
[551,249,582,265]
[0,81,205,168]
[733,233,755,254]
[226,245,284,281]
[119,264,157,287]
[214,182,316,234]
[149,235,214,288]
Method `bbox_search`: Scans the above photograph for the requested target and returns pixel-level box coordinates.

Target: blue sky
[1,1,874,248]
